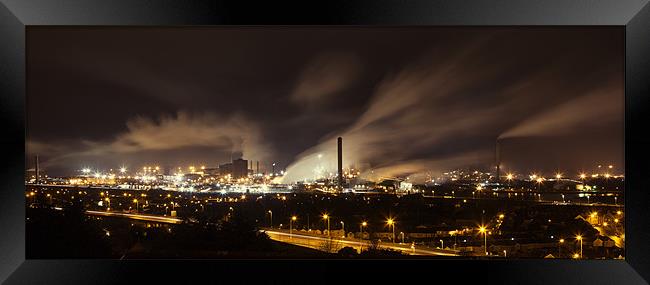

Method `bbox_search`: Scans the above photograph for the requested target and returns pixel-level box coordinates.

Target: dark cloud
[27,27,623,178]
[290,51,362,108]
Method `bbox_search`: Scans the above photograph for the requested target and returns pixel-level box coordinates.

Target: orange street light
[479,226,488,256]
[323,214,330,239]
[387,218,396,242]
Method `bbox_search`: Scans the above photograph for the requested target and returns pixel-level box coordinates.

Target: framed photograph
[1,1,649,284]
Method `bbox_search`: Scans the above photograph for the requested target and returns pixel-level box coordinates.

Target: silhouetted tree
[338,246,358,257]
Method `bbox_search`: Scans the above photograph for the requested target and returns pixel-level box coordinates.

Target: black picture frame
[1,1,649,284]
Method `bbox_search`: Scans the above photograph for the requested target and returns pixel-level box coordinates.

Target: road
[262,229,459,256]
[85,210,184,224]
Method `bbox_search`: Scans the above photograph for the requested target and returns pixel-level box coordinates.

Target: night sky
[26,27,624,181]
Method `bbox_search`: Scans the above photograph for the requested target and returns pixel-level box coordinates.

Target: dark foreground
[26,206,421,259]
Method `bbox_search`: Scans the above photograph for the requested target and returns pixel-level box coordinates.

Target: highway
[262,229,460,256]
[85,210,184,224]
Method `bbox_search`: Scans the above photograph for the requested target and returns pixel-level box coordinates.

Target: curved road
[262,229,459,256]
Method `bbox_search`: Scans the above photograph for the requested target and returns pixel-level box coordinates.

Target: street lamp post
[479,226,488,256]
[576,235,583,258]
[387,218,395,243]
[268,210,273,228]
[440,239,444,249]
[133,199,138,213]
[290,216,297,239]
[340,221,345,238]
[359,221,367,252]
[559,238,565,258]
[323,214,330,239]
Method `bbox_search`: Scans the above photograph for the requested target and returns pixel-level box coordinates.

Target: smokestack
[35,155,39,184]
[256,161,259,175]
[495,140,500,184]
[338,137,343,190]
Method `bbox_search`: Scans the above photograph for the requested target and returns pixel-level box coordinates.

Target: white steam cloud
[281,38,622,183]
[32,111,272,167]
[282,43,510,183]
[498,88,623,139]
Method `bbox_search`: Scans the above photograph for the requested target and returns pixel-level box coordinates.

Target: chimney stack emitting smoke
[35,155,39,184]
[338,137,343,191]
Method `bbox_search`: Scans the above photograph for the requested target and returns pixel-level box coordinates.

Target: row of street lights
[266,210,591,258]
[268,210,390,241]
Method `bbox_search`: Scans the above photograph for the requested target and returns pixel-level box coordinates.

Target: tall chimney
[337,137,343,190]
[256,161,259,175]
[495,140,500,184]
[35,155,39,184]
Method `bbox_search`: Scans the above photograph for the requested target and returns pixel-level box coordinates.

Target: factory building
[218,158,249,179]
